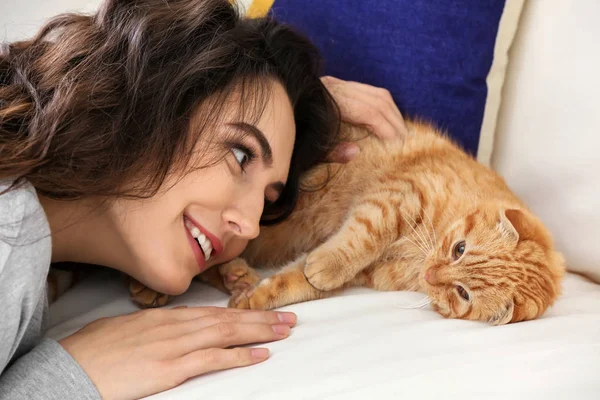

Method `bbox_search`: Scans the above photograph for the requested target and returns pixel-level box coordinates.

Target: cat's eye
[453,240,466,260]
[456,285,470,301]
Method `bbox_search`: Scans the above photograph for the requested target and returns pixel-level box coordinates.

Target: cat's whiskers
[402,236,428,257]
[400,214,429,255]
[420,191,439,250]
[416,210,435,252]
[397,296,432,309]
[400,211,432,254]
[422,208,437,249]
[417,220,434,252]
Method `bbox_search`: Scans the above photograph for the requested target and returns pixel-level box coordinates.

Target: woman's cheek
[215,238,249,265]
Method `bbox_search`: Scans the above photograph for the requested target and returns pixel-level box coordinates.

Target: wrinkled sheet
[48,272,600,400]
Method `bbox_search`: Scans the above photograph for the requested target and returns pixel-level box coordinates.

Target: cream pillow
[493,0,600,282]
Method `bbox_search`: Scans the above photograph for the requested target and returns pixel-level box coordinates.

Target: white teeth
[185,218,214,262]
[196,234,213,261]
[197,236,212,261]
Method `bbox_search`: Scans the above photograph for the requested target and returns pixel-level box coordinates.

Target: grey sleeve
[0,339,101,400]
[0,181,101,399]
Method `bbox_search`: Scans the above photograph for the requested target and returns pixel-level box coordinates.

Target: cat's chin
[429,301,451,319]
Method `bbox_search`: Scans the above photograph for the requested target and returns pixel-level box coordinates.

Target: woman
[0,0,405,399]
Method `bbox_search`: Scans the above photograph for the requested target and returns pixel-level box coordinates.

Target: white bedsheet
[48,272,600,400]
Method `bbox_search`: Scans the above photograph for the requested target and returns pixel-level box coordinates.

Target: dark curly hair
[0,0,339,225]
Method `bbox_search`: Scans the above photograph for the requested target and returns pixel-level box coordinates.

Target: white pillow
[492,0,600,282]
[0,0,99,42]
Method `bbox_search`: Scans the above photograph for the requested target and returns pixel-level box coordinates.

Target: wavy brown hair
[0,0,339,224]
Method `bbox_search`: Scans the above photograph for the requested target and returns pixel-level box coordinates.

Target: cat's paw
[227,286,255,309]
[129,279,173,308]
[303,248,347,291]
[227,280,272,310]
[219,259,261,294]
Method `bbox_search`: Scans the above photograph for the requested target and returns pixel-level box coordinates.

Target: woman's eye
[231,147,249,167]
[453,240,466,260]
[456,285,470,301]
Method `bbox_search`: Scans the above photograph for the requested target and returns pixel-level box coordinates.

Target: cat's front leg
[129,279,173,308]
[198,258,261,293]
[129,259,260,308]
[304,193,405,291]
[217,258,261,292]
[228,255,335,310]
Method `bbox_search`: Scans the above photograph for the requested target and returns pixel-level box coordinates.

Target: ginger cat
[131,120,566,325]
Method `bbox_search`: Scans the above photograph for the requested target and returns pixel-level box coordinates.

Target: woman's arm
[0,340,101,400]
[0,181,101,399]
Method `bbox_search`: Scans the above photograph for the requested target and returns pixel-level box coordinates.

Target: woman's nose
[225,216,260,239]
[222,202,262,240]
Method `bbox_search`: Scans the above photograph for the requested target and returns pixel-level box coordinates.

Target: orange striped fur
[227,121,565,325]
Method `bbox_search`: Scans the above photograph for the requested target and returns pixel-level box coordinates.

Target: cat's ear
[498,209,521,242]
[498,208,539,243]
[488,300,515,325]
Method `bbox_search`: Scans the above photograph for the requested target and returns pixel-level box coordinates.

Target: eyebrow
[228,122,285,198]
[229,122,273,167]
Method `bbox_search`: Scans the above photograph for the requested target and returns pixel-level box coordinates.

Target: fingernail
[344,144,360,159]
[272,324,291,336]
[251,348,269,360]
[277,312,297,325]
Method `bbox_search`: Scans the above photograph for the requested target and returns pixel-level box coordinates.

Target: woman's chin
[142,266,194,296]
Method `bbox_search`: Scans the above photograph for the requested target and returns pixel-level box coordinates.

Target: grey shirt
[0,180,100,399]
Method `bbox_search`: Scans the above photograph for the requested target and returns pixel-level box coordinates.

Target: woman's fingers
[148,305,297,324]
[325,142,361,163]
[197,309,296,326]
[169,322,291,357]
[357,86,406,138]
[321,76,407,140]
[157,309,297,341]
[337,83,402,139]
[175,347,270,380]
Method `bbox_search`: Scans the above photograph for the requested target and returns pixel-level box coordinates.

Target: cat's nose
[424,268,438,285]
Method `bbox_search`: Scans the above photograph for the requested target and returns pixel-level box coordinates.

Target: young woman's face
[109,82,295,294]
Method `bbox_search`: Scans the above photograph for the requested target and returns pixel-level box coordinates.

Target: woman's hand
[59,306,296,400]
[321,76,407,163]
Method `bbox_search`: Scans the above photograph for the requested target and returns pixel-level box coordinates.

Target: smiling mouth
[184,217,214,261]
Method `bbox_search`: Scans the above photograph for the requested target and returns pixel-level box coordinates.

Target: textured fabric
[476,0,525,166]
[0,340,100,400]
[47,272,600,400]
[268,0,507,156]
[0,181,100,400]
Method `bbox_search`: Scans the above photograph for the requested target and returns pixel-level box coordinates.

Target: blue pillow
[269,0,507,155]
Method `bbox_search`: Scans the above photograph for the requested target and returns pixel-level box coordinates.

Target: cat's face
[420,206,564,325]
